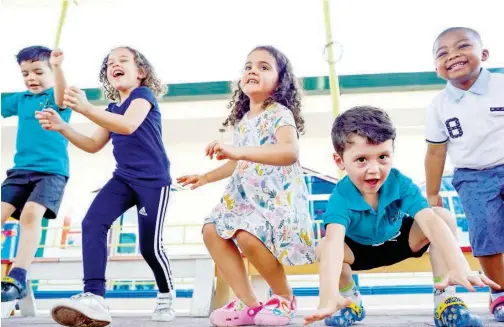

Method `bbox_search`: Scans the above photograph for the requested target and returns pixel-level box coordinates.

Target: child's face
[334,134,394,196]
[106,48,144,93]
[434,30,488,84]
[240,50,279,101]
[20,60,53,94]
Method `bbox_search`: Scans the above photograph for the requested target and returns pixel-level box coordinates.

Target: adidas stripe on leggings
[81,176,173,296]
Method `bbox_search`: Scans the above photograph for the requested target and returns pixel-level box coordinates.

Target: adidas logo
[138,207,147,216]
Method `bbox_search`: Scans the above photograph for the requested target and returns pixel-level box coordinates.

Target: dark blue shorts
[1,169,68,219]
[452,164,504,256]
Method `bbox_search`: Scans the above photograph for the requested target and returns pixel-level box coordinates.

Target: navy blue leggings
[82,176,173,296]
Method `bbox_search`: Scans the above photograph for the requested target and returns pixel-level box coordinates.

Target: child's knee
[432,207,458,234]
[81,215,104,233]
[234,230,259,252]
[19,202,44,227]
[202,223,218,246]
[315,238,326,260]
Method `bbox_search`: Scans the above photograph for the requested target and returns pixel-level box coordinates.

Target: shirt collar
[445,68,490,102]
[22,88,52,97]
[339,171,401,212]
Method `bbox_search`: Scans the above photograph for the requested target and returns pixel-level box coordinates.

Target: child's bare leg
[234,230,291,300]
[13,202,46,269]
[409,207,458,279]
[478,255,504,291]
[202,224,259,307]
[316,238,355,308]
[1,202,16,225]
[410,208,483,326]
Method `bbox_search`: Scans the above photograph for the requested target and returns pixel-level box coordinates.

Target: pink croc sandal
[254,294,296,326]
[490,295,504,322]
[209,299,263,326]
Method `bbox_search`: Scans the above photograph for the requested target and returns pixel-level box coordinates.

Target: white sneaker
[151,292,176,322]
[51,292,112,327]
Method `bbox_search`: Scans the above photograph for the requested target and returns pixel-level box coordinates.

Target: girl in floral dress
[178,45,315,326]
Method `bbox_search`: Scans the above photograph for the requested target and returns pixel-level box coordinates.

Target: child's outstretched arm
[35,108,110,153]
[62,87,150,135]
[415,208,500,291]
[304,224,352,325]
[209,125,299,166]
[50,49,67,108]
[177,158,237,190]
[424,143,448,207]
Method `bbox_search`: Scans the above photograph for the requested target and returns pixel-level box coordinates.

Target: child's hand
[50,49,64,67]
[35,108,66,132]
[427,194,443,207]
[176,174,209,190]
[63,87,91,114]
[206,140,243,160]
[303,295,352,325]
[435,269,500,292]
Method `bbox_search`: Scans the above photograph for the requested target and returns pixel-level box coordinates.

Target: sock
[433,276,456,308]
[340,280,362,305]
[491,291,504,302]
[8,267,27,289]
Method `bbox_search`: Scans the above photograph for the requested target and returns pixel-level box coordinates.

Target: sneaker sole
[51,305,111,327]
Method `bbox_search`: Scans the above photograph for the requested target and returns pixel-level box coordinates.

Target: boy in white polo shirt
[425,26,504,322]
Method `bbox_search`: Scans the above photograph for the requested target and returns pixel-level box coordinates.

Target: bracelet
[203,173,210,183]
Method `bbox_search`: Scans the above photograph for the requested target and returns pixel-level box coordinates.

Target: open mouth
[112,69,124,78]
[364,178,380,188]
[246,78,259,84]
[448,61,468,71]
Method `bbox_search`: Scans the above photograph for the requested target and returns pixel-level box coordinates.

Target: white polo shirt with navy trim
[425,69,504,170]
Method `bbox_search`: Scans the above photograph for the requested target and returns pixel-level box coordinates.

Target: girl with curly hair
[178,45,316,326]
[35,47,174,326]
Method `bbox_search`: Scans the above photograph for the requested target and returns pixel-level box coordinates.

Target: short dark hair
[331,105,396,156]
[433,27,482,53]
[16,46,52,65]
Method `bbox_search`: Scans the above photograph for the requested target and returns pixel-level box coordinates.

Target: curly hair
[99,46,167,102]
[222,45,305,134]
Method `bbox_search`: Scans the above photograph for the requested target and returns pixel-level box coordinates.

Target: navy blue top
[106,86,171,187]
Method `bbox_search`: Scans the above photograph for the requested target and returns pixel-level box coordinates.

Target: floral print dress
[204,103,316,266]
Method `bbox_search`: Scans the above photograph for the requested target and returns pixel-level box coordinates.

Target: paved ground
[3,293,499,326]
[2,309,501,327]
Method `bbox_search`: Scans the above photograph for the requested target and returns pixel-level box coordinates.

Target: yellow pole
[54,0,69,49]
[322,0,341,118]
[54,0,79,49]
[322,0,346,179]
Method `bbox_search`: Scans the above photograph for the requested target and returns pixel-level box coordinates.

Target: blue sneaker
[324,302,366,327]
[490,295,504,322]
[1,277,27,302]
[434,296,483,327]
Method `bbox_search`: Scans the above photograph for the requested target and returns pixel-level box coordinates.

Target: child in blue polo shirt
[35,47,174,326]
[304,106,499,327]
[1,46,71,303]
[425,27,504,322]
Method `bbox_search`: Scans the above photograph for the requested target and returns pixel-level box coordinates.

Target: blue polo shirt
[324,168,429,245]
[1,88,71,177]
[106,86,171,187]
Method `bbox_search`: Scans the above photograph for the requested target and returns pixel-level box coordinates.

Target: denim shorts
[1,169,68,219]
[452,164,504,256]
